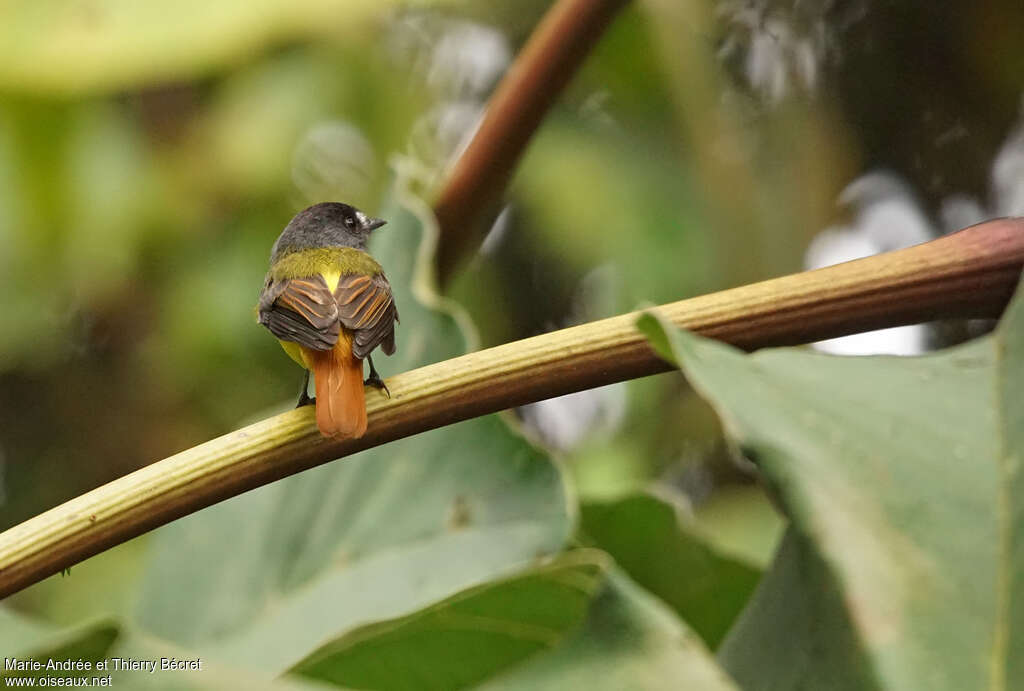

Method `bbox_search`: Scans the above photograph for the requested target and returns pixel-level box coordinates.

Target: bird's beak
[365,217,387,232]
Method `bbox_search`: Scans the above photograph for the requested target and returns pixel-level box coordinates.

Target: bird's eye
[344,216,356,228]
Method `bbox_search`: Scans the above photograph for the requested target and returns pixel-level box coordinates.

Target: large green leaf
[479,571,739,690]
[103,634,343,690]
[579,492,761,648]
[636,278,1024,690]
[719,529,877,690]
[290,550,609,690]
[134,189,571,673]
[0,606,337,690]
[689,485,786,570]
[0,606,118,679]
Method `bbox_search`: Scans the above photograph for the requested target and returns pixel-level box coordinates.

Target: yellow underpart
[279,339,312,370]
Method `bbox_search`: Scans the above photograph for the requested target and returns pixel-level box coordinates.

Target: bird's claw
[364,373,390,398]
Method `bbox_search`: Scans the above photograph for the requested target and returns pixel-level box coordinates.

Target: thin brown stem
[0,218,1022,598]
[433,0,630,284]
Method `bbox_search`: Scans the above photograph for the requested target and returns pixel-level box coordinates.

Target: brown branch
[433,0,630,284]
[1,218,1022,598]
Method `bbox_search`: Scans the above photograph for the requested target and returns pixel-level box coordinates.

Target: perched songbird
[258,202,398,439]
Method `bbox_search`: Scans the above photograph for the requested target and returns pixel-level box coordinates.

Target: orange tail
[306,332,366,439]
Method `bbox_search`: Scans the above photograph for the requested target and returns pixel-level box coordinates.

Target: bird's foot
[365,355,390,398]
[364,372,390,398]
[296,370,314,407]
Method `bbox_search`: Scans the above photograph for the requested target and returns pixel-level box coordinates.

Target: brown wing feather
[334,273,399,359]
[258,275,340,351]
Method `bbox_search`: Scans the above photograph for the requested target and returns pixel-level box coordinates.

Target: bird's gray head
[270,202,386,262]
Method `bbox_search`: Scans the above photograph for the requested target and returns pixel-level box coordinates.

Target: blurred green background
[2,0,1023,659]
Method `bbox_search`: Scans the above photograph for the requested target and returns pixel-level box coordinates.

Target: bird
[257,202,398,439]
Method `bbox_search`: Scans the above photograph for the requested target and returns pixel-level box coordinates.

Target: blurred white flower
[292,122,376,205]
[389,12,510,183]
[389,13,510,100]
[835,172,934,249]
[519,265,626,452]
[407,101,484,179]
[939,193,986,234]
[992,120,1024,217]
[806,171,932,355]
[717,1,831,104]
[425,21,509,98]
[809,110,1024,355]
[520,384,626,453]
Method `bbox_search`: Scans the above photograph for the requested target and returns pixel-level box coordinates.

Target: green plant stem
[1,218,1022,598]
[433,0,630,285]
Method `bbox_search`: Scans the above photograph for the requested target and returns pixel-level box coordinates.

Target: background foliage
[2,1,1023,689]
